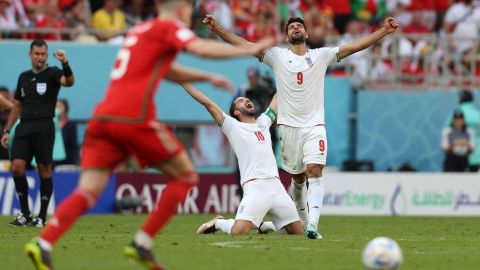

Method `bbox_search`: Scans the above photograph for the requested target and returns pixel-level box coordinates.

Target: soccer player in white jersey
[203,15,399,239]
[180,83,303,235]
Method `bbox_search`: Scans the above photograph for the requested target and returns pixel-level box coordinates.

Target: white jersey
[262,46,340,127]
[221,110,278,184]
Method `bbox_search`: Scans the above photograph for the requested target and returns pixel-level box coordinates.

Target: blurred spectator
[22,0,47,19]
[324,0,352,34]
[55,99,79,165]
[408,0,436,30]
[404,9,433,73]
[29,1,67,40]
[386,0,411,28]
[123,0,148,27]
[0,0,29,38]
[301,0,334,48]
[441,109,475,172]
[445,90,480,172]
[91,0,126,42]
[443,0,480,57]
[351,0,387,26]
[64,0,88,28]
[240,66,275,116]
[201,0,233,33]
[231,0,256,36]
[434,0,452,31]
[245,3,278,42]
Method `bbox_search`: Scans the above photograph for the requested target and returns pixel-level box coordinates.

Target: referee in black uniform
[1,39,75,227]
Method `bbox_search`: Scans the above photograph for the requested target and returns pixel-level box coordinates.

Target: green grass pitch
[1,215,479,270]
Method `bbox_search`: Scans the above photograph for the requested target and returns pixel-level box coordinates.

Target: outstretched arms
[338,17,399,60]
[202,15,264,60]
[180,83,224,126]
[185,33,273,59]
[165,63,235,92]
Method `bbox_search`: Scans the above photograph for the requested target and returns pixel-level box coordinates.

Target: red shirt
[93,19,196,121]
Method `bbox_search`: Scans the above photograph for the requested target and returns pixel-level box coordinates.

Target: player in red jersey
[24,1,274,270]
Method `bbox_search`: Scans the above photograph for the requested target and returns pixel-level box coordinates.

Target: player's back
[94,19,196,122]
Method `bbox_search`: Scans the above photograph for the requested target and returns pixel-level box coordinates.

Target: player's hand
[209,75,236,94]
[53,49,68,64]
[251,37,275,55]
[202,15,219,31]
[382,17,399,34]
[1,133,9,149]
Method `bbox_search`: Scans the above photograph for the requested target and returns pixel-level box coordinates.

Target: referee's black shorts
[11,118,55,164]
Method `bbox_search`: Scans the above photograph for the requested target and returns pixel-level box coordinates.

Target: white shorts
[235,178,299,230]
[279,125,327,174]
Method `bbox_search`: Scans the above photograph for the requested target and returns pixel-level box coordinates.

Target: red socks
[40,189,96,245]
[141,180,196,237]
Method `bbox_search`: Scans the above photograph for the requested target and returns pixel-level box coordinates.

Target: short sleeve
[317,47,340,66]
[444,6,457,23]
[220,112,237,138]
[440,128,450,149]
[257,108,276,128]
[14,74,23,101]
[261,47,280,67]
[167,24,197,51]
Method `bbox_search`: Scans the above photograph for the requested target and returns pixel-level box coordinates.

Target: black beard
[240,107,256,118]
[290,35,305,45]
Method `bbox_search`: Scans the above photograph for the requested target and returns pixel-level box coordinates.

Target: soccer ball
[362,237,403,270]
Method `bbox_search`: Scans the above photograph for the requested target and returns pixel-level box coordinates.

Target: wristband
[62,62,73,77]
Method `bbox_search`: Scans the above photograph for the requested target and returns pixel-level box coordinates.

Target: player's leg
[25,121,122,270]
[279,125,308,227]
[269,178,303,235]
[303,125,328,239]
[10,132,33,226]
[33,123,55,227]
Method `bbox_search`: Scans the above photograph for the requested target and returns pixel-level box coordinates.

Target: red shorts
[81,120,184,170]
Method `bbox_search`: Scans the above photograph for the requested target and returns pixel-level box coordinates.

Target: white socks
[215,219,235,234]
[134,230,153,250]
[259,221,276,233]
[307,177,325,229]
[290,179,308,227]
[38,238,53,252]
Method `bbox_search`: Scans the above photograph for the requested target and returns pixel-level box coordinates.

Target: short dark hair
[59,99,70,114]
[229,98,240,121]
[30,39,48,51]
[285,17,305,35]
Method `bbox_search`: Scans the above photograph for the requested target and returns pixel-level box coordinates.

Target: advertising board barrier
[1,172,478,216]
[0,172,116,216]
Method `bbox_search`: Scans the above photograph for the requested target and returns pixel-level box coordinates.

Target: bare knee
[306,164,324,178]
[230,221,252,235]
[11,160,26,177]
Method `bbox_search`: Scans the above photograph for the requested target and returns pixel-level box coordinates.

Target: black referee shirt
[15,66,63,120]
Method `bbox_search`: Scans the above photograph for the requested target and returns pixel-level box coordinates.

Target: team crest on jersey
[36,83,47,95]
[305,57,313,67]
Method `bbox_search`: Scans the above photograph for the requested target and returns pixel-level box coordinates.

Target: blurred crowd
[1,0,480,86]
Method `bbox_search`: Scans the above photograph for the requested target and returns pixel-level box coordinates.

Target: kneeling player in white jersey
[203,15,399,239]
[180,83,303,235]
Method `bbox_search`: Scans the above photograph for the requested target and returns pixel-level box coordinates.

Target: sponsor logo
[324,190,385,210]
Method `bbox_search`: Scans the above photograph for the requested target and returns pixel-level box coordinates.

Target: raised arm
[180,83,224,126]
[165,63,235,92]
[202,15,264,60]
[268,94,277,115]
[53,49,75,87]
[338,17,399,60]
[185,36,273,59]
